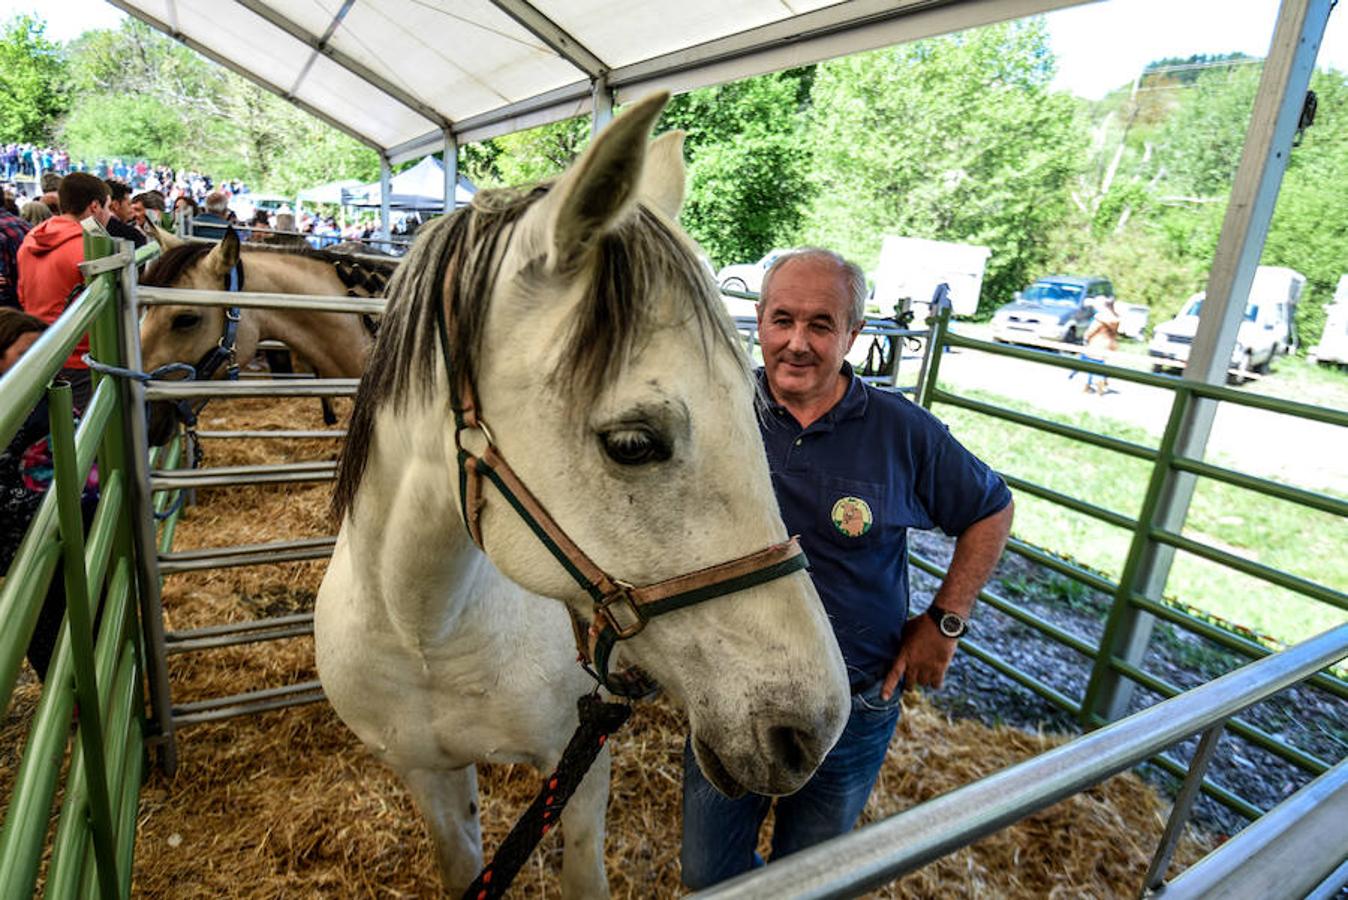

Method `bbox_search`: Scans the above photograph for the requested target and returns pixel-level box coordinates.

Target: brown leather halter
[437,273,808,698]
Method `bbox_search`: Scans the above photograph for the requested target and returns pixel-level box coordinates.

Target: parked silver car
[992,276,1113,345]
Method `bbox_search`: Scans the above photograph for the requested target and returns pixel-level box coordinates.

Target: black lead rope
[462,694,632,900]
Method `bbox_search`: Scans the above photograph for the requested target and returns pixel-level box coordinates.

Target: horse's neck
[344,393,489,645]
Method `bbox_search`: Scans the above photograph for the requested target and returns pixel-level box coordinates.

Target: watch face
[939,613,964,637]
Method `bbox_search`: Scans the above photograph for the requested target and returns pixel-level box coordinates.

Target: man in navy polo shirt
[681,248,1014,889]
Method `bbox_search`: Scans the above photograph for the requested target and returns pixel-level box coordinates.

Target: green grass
[1242,353,1348,409]
[933,387,1348,647]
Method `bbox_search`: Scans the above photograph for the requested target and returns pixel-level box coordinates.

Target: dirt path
[924,330,1347,496]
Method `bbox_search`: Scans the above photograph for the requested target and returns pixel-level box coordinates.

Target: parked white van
[1149,267,1305,381]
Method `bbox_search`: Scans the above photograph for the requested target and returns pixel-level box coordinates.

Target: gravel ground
[907,529,1348,840]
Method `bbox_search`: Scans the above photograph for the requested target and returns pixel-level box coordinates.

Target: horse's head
[139,229,261,444]
[336,92,849,797]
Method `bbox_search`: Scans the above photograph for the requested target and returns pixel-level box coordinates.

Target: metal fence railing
[910,307,1348,822]
[693,622,1348,899]
[0,236,161,897]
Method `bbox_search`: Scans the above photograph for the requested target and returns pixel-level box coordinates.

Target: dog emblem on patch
[830,496,873,537]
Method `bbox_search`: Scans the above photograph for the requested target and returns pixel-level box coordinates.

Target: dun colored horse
[138,225,394,441]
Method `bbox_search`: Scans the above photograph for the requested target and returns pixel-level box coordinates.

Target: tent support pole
[443,129,458,214]
[591,75,613,137]
[1084,0,1331,723]
[378,154,392,248]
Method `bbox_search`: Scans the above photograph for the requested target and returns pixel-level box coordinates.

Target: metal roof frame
[485,0,608,78]
[109,0,1096,163]
[230,0,451,130]
[393,0,1091,160]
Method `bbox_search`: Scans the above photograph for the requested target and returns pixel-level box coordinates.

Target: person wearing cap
[680,248,1014,890]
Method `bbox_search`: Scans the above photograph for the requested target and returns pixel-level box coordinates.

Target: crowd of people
[3,143,252,211]
[4,144,422,250]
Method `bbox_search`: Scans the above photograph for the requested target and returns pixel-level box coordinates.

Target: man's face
[755,257,861,406]
[130,201,146,226]
[108,196,131,221]
[83,199,111,227]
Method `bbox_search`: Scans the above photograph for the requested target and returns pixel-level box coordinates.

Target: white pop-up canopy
[104,0,1091,163]
[297,178,365,205]
[341,157,476,210]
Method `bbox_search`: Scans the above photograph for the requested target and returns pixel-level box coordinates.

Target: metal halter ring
[455,416,496,453]
[596,582,645,639]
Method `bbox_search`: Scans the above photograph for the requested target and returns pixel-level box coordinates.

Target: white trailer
[871,236,991,319]
[1309,274,1348,367]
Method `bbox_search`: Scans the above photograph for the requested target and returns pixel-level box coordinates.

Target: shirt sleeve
[910,406,1012,537]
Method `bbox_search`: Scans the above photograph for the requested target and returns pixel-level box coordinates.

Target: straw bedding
[4,395,1217,898]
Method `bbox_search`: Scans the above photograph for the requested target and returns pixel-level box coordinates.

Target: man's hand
[880,501,1014,701]
[881,613,958,700]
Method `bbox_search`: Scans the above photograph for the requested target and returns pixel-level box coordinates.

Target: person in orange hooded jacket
[16,173,111,407]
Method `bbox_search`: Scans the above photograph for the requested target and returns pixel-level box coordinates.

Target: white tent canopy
[296,178,364,204]
[342,157,476,210]
[105,0,1089,163]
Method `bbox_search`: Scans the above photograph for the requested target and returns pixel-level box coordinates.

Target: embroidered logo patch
[830,496,873,537]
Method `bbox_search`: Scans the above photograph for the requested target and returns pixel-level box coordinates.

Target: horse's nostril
[766,724,811,775]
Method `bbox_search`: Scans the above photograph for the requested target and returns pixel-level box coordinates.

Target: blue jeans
[1067,353,1105,387]
[680,680,902,890]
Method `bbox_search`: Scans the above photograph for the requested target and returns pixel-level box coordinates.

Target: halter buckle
[597,582,644,639]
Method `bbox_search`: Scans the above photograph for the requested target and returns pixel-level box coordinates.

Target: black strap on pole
[461,693,631,900]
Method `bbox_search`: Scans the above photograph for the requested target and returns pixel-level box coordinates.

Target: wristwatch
[926,605,969,639]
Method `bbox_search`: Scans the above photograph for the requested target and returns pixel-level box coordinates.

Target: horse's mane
[141,240,399,294]
[331,183,739,520]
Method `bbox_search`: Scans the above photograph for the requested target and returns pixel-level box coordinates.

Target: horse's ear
[145,218,183,250]
[640,130,686,221]
[203,227,241,276]
[548,90,669,271]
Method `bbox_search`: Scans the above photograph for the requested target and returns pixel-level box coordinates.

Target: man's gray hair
[760,247,868,328]
[204,191,228,214]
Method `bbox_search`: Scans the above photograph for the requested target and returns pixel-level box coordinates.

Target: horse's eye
[171,313,202,331]
[601,428,670,466]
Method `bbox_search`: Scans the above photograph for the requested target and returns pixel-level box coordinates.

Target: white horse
[314,92,850,897]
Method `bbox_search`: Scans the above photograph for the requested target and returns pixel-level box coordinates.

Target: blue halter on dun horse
[315,92,850,897]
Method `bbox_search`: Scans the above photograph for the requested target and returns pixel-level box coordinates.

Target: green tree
[459,71,814,268]
[62,93,186,163]
[60,18,379,194]
[803,19,1080,311]
[0,14,69,142]
[459,117,590,188]
[659,69,815,267]
[1108,65,1348,345]
[1154,64,1262,199]
[1262,69,1348,347]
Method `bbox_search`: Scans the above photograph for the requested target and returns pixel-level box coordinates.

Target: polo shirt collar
[758,361,869,431]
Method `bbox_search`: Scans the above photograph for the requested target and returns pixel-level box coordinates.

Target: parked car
[1149,267,1305,381]
[991,275,1115,345]
[716,249,790,295]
